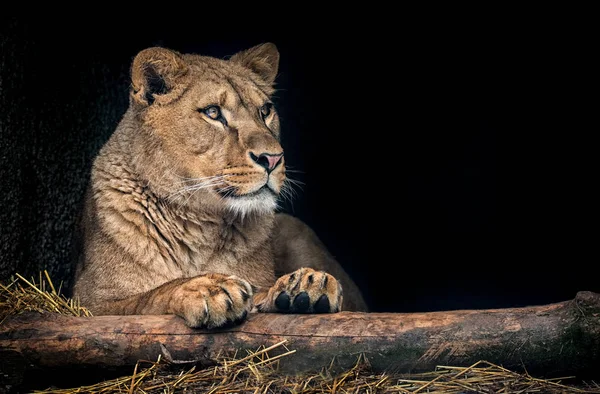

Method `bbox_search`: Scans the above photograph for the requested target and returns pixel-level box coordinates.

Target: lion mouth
[218,185,277,199]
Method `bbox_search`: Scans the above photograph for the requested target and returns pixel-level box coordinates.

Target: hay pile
[32,343,600,393]
[0,272,91,323]
[2,274,599,393]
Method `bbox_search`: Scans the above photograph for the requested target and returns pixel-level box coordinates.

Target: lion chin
[223,186,279,217]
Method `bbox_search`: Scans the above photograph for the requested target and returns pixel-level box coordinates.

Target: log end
[575,291,600,314]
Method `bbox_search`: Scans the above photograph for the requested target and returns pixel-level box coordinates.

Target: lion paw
[171,273,253,328]
[257,268,342,313]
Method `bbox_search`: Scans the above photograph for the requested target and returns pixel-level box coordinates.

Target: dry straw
[0,271,91,323]
[32,345,600,394]
[2,273,599,393]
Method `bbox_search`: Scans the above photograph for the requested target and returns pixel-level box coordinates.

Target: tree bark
[1,291,599,380]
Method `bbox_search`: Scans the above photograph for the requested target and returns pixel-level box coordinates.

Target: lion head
[123,43,286,217]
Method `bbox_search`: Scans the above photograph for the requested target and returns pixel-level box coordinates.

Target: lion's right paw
[170,274,253,328]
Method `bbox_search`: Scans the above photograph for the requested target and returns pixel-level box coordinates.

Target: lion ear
[131,47,189,106]
[230,43,280,85]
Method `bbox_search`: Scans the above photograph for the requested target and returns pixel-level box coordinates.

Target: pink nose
[250,152,283,172]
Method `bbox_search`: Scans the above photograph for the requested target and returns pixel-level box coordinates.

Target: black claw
[292,292,310,313]
[221,287,234,311]
[314,294,331,313]
[220,310,248,329]
[291,279,302,292]
[322,275,328,288]
[236,310,248,323]
[275,291,291,312]
[240,290,250,301]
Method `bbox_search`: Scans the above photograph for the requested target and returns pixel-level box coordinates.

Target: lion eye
[260,103,273,120]
[203,105,222,120]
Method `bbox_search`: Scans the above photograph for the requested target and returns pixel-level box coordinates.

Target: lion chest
[165,217,276,288]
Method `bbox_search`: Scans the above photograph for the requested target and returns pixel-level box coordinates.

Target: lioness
[73,43,367,328]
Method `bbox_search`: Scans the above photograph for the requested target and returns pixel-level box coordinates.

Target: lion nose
[250,152,283,173]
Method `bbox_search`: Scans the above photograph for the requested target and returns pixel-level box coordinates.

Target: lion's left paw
[257,268,342,313]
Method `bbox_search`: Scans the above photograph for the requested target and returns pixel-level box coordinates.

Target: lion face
[128,44,285,216]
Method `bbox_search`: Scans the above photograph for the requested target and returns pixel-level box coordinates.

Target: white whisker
[166,174,231,203]
[284,177,305,187]
[217,186,237,203]
[277,176,304,209]
[169,174,232,187]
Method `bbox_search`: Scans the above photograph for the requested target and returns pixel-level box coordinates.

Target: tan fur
[73,43,367,328]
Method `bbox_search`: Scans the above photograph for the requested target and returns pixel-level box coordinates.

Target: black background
[0,12,595,313]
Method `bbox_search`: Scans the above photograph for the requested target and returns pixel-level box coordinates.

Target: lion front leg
[90,273,254,329]
[255,268,343,313]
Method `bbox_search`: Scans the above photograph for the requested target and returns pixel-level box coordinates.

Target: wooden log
[1,291,599,380]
